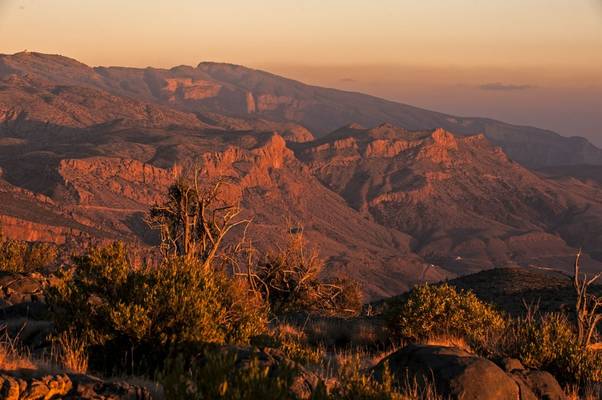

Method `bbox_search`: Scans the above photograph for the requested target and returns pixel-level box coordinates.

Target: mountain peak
[430,128,458,149]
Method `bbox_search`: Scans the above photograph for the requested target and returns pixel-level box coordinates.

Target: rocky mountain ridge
[2,51,602,168]
[0,52,601,299]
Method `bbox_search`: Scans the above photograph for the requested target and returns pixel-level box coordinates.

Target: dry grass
[0,332,38,371]
[0,323,88,374]
[52,330,88,374]
[422,334,473,353]
[565,384,600,400]
[398,375,443,400]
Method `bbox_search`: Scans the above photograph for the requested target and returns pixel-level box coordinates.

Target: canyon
[1,51,601,299]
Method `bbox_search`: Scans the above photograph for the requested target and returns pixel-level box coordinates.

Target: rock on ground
[0,371,152,400]
[373,344,566,400]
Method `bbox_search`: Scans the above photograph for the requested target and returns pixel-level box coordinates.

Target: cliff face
[297,126,602,275]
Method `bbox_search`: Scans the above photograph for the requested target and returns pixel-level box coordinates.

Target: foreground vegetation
[1,176,601,399]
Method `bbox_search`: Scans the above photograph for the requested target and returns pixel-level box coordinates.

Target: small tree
[244,228,362,316]
[573,249,602,349]
[147,175,248,271]
[48,175,267,374]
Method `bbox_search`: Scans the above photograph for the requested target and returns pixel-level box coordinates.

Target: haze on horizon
[1,0,601,145]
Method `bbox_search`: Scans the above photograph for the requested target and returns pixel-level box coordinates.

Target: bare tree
[573,249,602,349]
[147,172,248,271]
[241,226,362,316]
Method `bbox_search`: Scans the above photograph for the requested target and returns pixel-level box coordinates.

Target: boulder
[373,344,519,400]
[373,345,567,400]
[508,370,566,400]
[500,357,525,372]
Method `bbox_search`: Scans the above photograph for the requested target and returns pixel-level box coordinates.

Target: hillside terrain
[0,52,601,299]
[296,124,602,275]
[2,51,602,168]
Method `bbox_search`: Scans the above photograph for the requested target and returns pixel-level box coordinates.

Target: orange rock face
[162,78,222,101]
[297,125,602,275]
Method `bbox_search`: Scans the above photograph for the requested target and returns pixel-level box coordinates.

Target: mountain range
[1,51,601,299]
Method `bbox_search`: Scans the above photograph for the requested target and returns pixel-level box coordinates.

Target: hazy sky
[1,0,601,144]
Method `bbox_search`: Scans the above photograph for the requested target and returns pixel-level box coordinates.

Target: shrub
[386,283,506,347]
[498,311,602,385]
[0,228,58,272]
[160,350,297,400]
[248,230,363,317]
[270,324,324,366]
[47,242,268,373]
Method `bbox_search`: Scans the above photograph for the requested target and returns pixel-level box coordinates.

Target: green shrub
[160,350,297,400]
[386,283,506,346]
[0,229,57,272]
[499,312,602,385]
[270,324,324,366]
[47,242,268,373]
[328,360,403,400]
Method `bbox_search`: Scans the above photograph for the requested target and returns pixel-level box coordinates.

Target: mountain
[0,118,449,298]
[295,124,602,275]
[2,51,601,168]
[0,51,601,300]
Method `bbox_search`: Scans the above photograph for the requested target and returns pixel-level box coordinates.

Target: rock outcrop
[374,344,566,400]
[0,371,152,400]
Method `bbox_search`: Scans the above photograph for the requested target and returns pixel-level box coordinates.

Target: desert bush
[47,176,269,373]
[497,311,602,385]
[247,230,362,317]
[327,356,442,400]
[160,350,297,400]
[47,243,267,373]
[161,350,441,400]
[0,228,58,272]
[270,324,324,366]
[386,283,506,347]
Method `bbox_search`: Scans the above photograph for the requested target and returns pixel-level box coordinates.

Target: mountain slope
[1,51,601,168]
[295,124,602,275]
[0,116,451,298]
[0,51,601,300]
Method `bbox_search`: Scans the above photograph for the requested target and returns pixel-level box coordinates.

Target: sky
[1,0,601,144]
